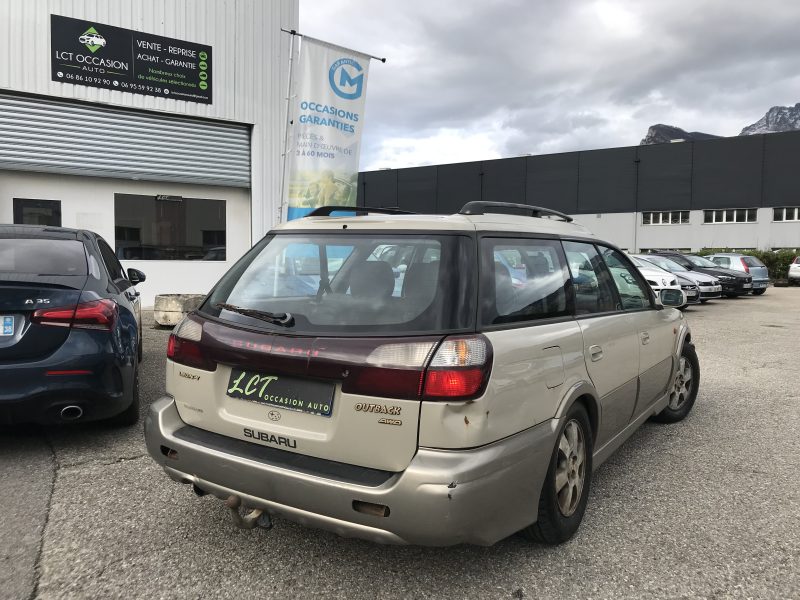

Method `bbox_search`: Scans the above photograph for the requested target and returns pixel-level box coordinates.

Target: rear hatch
[741,256,769,282]
[0,237,88,361]
[167,231,482,472]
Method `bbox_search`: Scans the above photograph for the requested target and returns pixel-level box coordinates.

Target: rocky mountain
[740,102,800,135]
[641,102,800,145]
[640,124,720,145]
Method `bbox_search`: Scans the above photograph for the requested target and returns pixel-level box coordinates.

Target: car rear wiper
[215,303,294,327]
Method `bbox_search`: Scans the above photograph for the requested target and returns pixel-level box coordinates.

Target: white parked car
[626,255,686,308]
[145,202,697,546]
[789,255,800,285]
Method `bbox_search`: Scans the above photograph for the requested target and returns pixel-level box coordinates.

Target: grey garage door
[0,92,250,187]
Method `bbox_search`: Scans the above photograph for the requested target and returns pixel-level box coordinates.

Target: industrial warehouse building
[356,131,800,253]
[0,0,298,307]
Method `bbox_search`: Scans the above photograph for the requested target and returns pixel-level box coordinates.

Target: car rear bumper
[145,396,556,546]
[0,333,134,424]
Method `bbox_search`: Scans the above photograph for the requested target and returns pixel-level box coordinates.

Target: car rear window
[741,256,765,267]
[0,239,87,275]
[202,233,476,335]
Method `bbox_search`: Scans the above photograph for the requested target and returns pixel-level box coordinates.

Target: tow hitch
[224,495,273,530]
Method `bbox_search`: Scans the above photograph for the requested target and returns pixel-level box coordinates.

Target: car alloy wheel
[555,419,586,517]
[669,356,694,410]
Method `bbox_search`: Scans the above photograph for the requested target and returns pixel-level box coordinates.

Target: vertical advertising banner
[285,38,371,220]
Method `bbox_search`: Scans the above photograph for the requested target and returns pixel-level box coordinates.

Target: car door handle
[640,332,650,345]
[589,345,603,362]
[125,290,140,300]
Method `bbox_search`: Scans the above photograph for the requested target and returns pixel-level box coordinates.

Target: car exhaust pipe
[224,495,272,530]
[60,405,84,421]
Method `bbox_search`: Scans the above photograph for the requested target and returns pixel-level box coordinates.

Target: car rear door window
[480,238,571,325]
[562,241,618,315]
[599,247,652,310]
[0,238,87,275]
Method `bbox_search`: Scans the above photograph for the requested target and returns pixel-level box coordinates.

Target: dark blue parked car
[0,225,145,425]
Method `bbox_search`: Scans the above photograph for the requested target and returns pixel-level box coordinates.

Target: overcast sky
[299,0,800,171]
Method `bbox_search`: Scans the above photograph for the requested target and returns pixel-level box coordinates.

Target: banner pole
[277,29,298,225]
[279,28,386,63]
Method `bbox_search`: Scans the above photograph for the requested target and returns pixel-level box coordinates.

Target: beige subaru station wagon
[145,202,699,546]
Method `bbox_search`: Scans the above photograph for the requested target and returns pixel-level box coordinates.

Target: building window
[13,199,61,226]
[773,207,800,222]
[702,208,757,224]
[114,194,226,260]
[642,210,689,225]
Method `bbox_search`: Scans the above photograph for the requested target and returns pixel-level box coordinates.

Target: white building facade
[0,0,299,307]
[572,208,800,253]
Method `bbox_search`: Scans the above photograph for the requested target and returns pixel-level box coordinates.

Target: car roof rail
[459,201,573,222]
[306,205,416,217]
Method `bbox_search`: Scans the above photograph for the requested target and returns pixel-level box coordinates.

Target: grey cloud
[301,0,800,166]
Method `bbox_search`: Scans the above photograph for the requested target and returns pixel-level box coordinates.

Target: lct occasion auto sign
[50,15,212,104]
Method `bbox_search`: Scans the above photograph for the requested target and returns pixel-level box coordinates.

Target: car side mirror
[660,288,685,308]
[128,268,146,285]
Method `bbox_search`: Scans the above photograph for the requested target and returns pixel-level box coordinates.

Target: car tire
[653,343,699,424]
[752,288,766,296]
[521,403,593,545]
[110,367,140,426]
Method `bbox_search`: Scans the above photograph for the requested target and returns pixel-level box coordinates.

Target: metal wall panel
[637,142,692,211]
[436,161,482,214]
[691,136,763,209]
[525,152,579,214]
[362,170,398,208]
[397,167,437,213]
[481,157,525,205]
[762,131,800,208]
[577,147,636,213]
[0,92,250,186]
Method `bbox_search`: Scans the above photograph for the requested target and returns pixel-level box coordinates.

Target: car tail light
[740,257,750,273]
[423,336,492,400]
[343,341,436,399]
[32,299,117,331]
[167,317,216,371]
[340,336,493,401]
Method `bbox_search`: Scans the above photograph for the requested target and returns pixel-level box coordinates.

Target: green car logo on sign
[78,26,106,53]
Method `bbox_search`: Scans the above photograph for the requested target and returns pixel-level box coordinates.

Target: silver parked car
[634,254,722,303]
[707,253,769,295]
[145,202,698,546]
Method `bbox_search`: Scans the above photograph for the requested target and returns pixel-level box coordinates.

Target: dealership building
[356,131,800,254]
[0,0,298,307]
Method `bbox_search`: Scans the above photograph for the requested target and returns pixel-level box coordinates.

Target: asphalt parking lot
[2,289,799,599]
